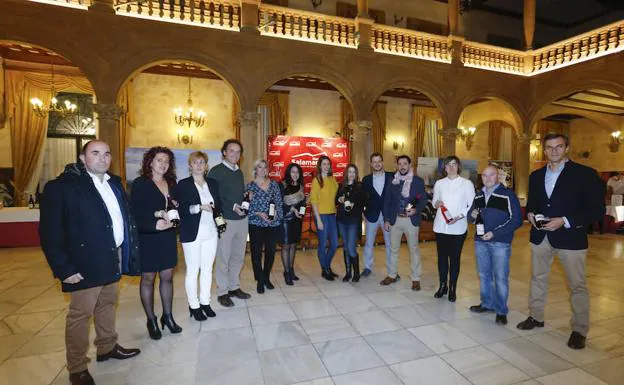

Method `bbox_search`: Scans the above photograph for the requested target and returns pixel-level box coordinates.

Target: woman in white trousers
[175,151,223,321]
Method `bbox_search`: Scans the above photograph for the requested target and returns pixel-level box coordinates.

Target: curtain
[499,124,514,161]
[232,94,240,140]
[412,106,442,159]
[117,79,134,183]
[0,58,5,128]
[6,70,93,205]
[39,137,76,190]
[259,90,289,136]
[488,120,503,160]
[371,101,387,155]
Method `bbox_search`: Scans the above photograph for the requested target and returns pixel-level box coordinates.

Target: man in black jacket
[40,140,141,385]
[517,134,605,350]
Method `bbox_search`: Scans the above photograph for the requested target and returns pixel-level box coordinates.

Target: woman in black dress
[131,146,182,339]
[336,164,364,282]
[279,163,306,285]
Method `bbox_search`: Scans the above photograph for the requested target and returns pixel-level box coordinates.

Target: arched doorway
[0,40,96,206]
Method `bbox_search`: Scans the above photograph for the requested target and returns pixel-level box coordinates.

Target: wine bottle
[534,214,550,229]
[405,197,418,213]
[28,194,35,209]
[440,205,453,224]
[211,202,227,237]
[298,204,306,216]
[343,189,353,212]
[166,196,180,227]
[268,198,276,221]
[240,191,250,214]
[475,208,485,236]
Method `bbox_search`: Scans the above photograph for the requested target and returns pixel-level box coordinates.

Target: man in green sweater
[208,139,252,307]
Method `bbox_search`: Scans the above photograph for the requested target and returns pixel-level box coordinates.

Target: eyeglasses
[544,144,566,152]
[445,162,458,167]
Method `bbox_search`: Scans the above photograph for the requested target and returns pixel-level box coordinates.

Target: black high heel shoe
[265,280,275,290]
[200,304,216,318]
[291,268,300,281]
[448,284,457,302]
[284,271,294,286]
[189,307,207,321]
[160,313,183,333]
[434,282,448,298]
[146,317,162,340]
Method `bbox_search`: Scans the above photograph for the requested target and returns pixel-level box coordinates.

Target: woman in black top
[279,163,306,285]
[336,164,365,282]
[131,146,182,340]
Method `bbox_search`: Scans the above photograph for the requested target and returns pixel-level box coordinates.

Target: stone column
[438,128,460,157]
[93,103,124,175]
[348,120,372,174]
[89,0,115,13]
[448,0,459,36]
[523,0,536,50]
[240,0,260,34]
[356,17,375,52]
[237,110,259,179]
[356,0,368,17]
[514,133,532,207]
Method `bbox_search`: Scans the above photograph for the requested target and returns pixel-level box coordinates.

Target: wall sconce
[458,126,476,151]
[392,139,405,151]
[310,0,322,9]
[177,128,194,145]
[610,130,621,153]
[530,133,541,160]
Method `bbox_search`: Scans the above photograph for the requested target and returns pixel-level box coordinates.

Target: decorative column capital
[516,133,534,144]
[94,104,124,121]
[348,120,372,141]
[237,111,259,128]
[438,127,460,140]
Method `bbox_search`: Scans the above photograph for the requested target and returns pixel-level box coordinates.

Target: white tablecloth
[606,205,624,222]
[0,207,40,223]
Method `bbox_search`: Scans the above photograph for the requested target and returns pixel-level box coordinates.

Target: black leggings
[435,232,467,286]
[249,225,279,283]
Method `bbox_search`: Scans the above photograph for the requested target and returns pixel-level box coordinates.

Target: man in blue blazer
[517,134,605,350]
[382,155,427,290]
[360,152,394,277]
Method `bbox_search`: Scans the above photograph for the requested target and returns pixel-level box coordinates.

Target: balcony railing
[372,25,451,63]
[258,4,356,48]
[29,0,91,9]
[462,42,526,75]
[531,20,624,74]
[114,0,240,31]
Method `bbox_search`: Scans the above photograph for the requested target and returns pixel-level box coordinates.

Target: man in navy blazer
[360,152,394,277]
[517,134,605,350]
[382,155,427,290]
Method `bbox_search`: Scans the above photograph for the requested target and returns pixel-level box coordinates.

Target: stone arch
[533,105,616,135]
[113,50,246,110]
[529,81,624,129]
[455,92,525,137]
[362,77,447,125]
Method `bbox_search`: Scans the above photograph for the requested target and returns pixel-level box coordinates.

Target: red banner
[267,135,350,192]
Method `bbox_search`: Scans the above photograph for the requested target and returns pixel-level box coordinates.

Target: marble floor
[1,224,624,385]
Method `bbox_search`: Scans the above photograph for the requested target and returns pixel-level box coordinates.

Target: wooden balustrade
[258,4,356,48]
[371,25,451,62]
[115,0,240,30]
[532,20,624,73]
[462,42,526,74]
[29,0,91,8]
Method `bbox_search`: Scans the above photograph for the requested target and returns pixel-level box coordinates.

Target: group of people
[39,133,605,385]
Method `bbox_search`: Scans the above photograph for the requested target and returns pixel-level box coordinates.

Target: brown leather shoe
[567,331,586,350]
[69,370,95,385]
[380,275,400,285]
[218,294,234,307]
[96,344,140,362]
[228,288,251,299]
[411,281,421,291]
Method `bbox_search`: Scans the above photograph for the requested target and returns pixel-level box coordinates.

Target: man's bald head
[79,140,111,177]
[482,165,499,189]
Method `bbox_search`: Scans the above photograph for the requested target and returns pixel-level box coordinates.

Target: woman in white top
[176,152,222,321]
[432,156,476,302]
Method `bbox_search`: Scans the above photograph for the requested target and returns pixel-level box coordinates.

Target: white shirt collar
[222,160,239,171]
[87,171,110,184]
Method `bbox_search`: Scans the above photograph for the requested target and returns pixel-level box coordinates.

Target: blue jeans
[316,214,338,269]
[338,221,359,259]
[363,214,391,271]
[475,241,511,315]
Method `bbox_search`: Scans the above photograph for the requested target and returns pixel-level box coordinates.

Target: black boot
[257,280,265,294]
[448,283,457,302]
[434,282,448,298]
[160,313,182,333]
[146,317,162,340]
[351,256,360,282]
[284,270,294,286]
[291,268,300,281]
[342,255,352,282]
[322,268,335,281]
[189,307,207,321]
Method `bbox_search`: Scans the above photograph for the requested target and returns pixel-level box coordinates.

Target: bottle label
[299,206,306,215]
[268,204,275,216]
[167,209,180,221]
[441,207,453,223]
[476,224,485,236]
[241,201,250,210]
[215,216,225,226]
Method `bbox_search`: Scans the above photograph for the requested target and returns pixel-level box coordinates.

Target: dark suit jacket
[361,172,393,222]
[382,175,427,227]
[40,163,140,293]
[526,160,605,250]
[174,176,222,243]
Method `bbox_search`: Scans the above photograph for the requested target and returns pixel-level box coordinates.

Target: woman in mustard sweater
[310,156,339,281]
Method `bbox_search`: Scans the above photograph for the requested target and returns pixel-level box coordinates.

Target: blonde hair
[253,159,268,178]
[188,151,209,174]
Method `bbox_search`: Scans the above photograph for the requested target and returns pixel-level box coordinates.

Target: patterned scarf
[392,168,414,198]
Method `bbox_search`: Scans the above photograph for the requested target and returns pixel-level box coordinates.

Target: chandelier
[173,77,205,129]
[30,65,78,118]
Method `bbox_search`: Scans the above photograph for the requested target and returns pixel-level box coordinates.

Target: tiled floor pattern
[1,225,623,384]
